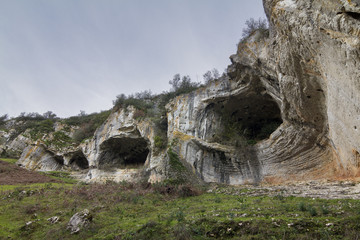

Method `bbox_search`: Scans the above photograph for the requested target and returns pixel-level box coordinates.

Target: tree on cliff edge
[241,17,268,38]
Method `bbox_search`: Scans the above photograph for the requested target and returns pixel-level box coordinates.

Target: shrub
[308,206,318,216]
[154,136,165,150]
[133,109,146,119]
[113,91,154,112]
[298,202,307,212]
[0,114,8,129]
[49,131,74,148]
[65,110,111,143]
[241,17,268,39]
[169,74,201,94]
[28,119,55,140]
[203,68,220,85]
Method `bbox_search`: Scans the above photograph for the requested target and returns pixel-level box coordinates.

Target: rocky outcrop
[67,209,92,234]
[0,130,31,158]
[81,106,167,183]
[166,0,360,184]
[15,0,360,185]
[262,0,360,178]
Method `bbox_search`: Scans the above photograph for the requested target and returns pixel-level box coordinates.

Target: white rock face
[18,143,64,171]
[0,130,31,158]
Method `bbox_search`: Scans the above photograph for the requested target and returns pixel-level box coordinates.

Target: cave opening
[53,155,65,165]
[69,151,89,170]
[213,93,282,145]
[98,137,149,170]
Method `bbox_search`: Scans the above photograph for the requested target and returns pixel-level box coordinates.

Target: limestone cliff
[13,0,360,184]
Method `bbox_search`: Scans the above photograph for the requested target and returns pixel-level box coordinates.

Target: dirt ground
[0,160,60,185]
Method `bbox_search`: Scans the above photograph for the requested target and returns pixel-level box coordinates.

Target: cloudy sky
[0,0,266,118]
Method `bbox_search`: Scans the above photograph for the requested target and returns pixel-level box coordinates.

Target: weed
[321,205,330,215]
[237,197,245,203]
[308,206,318,216]
[298,202,307,212]
[174,207,186,223]
[274,194,285,202]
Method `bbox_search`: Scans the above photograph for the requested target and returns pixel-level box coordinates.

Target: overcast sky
[0,0,266,118]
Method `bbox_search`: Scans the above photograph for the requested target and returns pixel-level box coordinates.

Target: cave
[69,151,89,170]
[98,137,149,170]
[212,92,282,144]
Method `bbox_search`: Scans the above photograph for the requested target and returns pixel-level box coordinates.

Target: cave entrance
[98,137,149,170]
[213,93,282,144]
[69,151,89,170]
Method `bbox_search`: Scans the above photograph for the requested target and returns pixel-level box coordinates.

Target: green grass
[40,171,78,184]
[0,158,18,164]
[0,181,360,240]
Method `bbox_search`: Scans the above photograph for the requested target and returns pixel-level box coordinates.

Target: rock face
[0,130,31,158]
[16,0,360,184]
[262,0,360,179]
[67,209,92,234]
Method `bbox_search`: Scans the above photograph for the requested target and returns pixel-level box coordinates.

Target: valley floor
[1,158,360,239]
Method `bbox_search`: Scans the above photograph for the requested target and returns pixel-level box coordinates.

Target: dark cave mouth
[213,93,282,144]
[98,137,149,170]
[69,151,89,170]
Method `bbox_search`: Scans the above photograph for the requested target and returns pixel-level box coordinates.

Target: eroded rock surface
[67,209,92,234]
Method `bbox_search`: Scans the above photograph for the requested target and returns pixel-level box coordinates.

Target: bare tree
[203,68,220,85]
[242,18,268,38]
[43,111,57,119]
[169,74,181,91]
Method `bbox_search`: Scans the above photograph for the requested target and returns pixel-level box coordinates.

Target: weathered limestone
[18,143,64,171]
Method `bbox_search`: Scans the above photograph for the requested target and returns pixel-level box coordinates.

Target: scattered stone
[47,216,60,224]
[67,209,92,234]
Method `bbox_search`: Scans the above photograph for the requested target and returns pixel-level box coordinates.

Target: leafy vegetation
[64,110,111,143]
[0,149,21,159]
[28,119,55,140]
[166,148,190,185]
[0,114,8,130]
[154,135,166,151]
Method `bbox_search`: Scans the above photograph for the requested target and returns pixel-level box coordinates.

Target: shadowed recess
[98,137,149,170]
[212,92,282,144]
[69,151,89,170]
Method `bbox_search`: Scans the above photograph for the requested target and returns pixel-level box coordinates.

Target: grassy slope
[0,158,360,239]
[0,158,18,164]
[0,183,360,239]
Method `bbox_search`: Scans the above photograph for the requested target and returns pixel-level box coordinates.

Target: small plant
[298,202,307,212]
[237,197,245,203]
[174,207,186,223]
[214,196,222,203]
[274,194,285,202]
[321,205,330,215]
[308,206,318,216]
[154,135,165,150]
[167,148,188,184]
